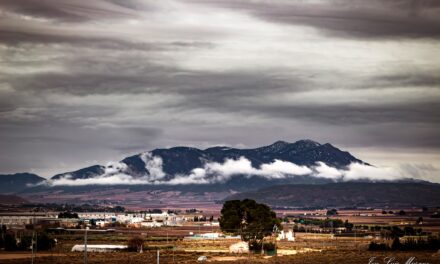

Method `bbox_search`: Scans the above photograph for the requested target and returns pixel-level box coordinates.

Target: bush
[249,240,262,251]
[127,236,145,252]
[399,236,440,251]
[326,209,338,216]
[293,217,345,228]
[37,233,56,251]
[430,212,440,218]
[4,233,17,251]
[368,242,390,251]
[58,212,79,218]
[17,236,32,250]
[263,242,276,251]
[390,226,404,238]
[370,236,440,251]
[249,241,276,253]
[391,237,401,250]
[403,226,416,236]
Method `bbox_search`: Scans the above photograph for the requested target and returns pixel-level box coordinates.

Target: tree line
[0,225,56,251]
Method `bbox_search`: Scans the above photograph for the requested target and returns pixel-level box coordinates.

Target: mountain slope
[50,139,364,185]
[0,194,29,204]
[0,173,45,193]
[225,182,440,208]
[51,165,105,180]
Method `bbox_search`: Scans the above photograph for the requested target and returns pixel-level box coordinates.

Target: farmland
[1,208,440,263]
[0,233,438,263]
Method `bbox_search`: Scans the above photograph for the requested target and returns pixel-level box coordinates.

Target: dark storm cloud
[238,101,440,127]
[4,72,168,95]
[194,0,440,39]
[0,122,162,176]
[372,74,440,88]
[0,0,439,178]
[0,30,213,51]
[2,68,285,97]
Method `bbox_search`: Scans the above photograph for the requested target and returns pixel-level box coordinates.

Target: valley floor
[1,248,439,264]
[1,231,439,264]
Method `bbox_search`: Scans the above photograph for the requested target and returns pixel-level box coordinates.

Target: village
[1,202,439,263]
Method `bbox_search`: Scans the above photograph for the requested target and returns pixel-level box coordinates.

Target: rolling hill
[225,182,440,208]
[0,173,45,193]
[50,139,364,186]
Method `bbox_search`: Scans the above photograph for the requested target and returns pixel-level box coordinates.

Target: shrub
[368,242,390,251]
[326,209,338,216]
[4,233,18,251]
[390,226,404,238]
[249,241,276,252]
[127,236,145,252]
[391,237,401,250]
[37,233,56,251]
[399,236,440,251]
[249,240,262,251]
[263,242,276,251]
[369,236,440,251]
[58,212,79,218]
[17,236,32,250]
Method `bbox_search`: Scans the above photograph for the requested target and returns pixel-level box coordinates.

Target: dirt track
[0,252,66,260]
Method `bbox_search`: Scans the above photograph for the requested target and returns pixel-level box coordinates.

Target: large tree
[219,199,281,246]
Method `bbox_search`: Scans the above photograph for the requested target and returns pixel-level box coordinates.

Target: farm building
[229,242,249,254]
[71,244,127,252]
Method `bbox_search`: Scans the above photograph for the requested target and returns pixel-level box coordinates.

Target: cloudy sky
[0,0,439,181]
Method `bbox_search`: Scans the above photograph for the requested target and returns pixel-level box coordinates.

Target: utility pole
[273,225,279,257]
[84,227,89,264]
[31,211,36,264]
[157,249,160,264]
[35,233,38,259]
[31,231,35,264]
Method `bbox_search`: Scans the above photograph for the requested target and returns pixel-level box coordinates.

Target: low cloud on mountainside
[46,153,407,186]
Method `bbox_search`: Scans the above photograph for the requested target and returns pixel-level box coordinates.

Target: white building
[229,242,249,254]
[71,244,127,252]
[76,212,180,226]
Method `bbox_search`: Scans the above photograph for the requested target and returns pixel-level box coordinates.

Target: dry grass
[1,250,439,264]
[1,234,439,264]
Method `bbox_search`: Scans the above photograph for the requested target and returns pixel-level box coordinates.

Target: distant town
[1,200,439,263]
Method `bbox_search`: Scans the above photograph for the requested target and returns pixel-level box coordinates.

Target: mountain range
[1,139,438,207]
[0,173,45,193]
[1,139,364,192]
[50,139,364,180]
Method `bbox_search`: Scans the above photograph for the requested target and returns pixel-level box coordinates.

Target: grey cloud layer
[0,0,439,179]
[194,0,440,39]
[0,0,143,22]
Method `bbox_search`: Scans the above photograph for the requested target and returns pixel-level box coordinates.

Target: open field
[1,208,439,263]
[1,236,439,264]
[2,223,440,263]
[278,208,440,233]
